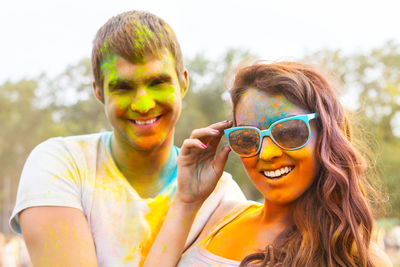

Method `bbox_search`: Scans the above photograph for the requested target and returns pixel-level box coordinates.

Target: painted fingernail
[211,129,220,134]
[201,144,208,149]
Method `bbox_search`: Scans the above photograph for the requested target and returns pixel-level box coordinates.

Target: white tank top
[178,202,262,267]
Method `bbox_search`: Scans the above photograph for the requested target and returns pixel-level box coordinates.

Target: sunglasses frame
[224,113,319,157]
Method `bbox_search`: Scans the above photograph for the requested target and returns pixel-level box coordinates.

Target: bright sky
[1,0,399,83]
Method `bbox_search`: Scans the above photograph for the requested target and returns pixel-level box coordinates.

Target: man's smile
[127,115,163,129]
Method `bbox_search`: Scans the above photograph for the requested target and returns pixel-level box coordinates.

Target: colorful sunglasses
[224,113,319,157]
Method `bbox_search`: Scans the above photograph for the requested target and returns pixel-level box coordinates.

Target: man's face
[95,52,188,151]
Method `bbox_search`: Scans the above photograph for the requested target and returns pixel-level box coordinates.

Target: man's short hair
[92,11,184,93]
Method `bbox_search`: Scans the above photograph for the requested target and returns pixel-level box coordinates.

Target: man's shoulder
[215,171,246,201]
[26,131,111,173]
[58,131,108,146]
[35,132,109,154]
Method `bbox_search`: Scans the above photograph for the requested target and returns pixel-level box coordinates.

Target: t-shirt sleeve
[184,172,246,248]
[9,138,83,234]
[217,172,247,204]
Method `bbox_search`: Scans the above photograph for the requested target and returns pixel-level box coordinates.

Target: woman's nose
[259,137,283,161]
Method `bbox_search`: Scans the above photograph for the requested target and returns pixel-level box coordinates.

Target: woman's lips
[262,166,294,179]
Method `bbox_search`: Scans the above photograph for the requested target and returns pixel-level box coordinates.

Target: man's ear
[181,69,189,98]
[93,81,104,104]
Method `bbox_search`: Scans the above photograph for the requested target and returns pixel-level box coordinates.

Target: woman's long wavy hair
[230,62,378,267]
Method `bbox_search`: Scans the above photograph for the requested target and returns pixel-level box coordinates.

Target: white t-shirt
[10,132,246,266]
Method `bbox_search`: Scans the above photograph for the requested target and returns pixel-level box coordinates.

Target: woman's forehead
[236,88,305,127]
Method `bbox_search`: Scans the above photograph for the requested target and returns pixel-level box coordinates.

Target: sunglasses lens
[228,128,260,156]
[271,119,309,149]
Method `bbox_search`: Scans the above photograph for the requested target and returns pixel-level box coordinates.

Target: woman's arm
[143,120,232,267]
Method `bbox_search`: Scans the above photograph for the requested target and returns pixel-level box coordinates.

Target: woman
[143,62,392,266]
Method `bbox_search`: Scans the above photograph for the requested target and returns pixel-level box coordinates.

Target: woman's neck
[258,199,293,225]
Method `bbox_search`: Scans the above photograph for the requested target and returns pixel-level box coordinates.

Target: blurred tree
[37,58,109,134]
[0,78,60,233]
[305,40,400,217]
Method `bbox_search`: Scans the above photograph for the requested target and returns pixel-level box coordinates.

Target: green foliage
[305,40,400,217]
[379,140,400,217]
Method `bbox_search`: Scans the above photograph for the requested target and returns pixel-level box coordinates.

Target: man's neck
[110,132,175,198]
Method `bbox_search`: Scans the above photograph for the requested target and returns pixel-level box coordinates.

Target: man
[9,11,245,266]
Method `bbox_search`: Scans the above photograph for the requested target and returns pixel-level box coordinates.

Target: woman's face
[235,88,320,205]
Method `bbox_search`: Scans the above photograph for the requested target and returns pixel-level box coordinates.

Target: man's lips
[127,115,162,126]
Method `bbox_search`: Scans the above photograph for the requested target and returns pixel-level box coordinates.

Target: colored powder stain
[138,194,171,265]
[261,115,266,124]
[115,96,132,116]
[132,21,154,50]
[135,66,148,80]
[46,155,78,183]
[135,97,156,112]
[166,94,177,105]
[99,41,113,58]
[333,231,339,240]
[101,57,118,84]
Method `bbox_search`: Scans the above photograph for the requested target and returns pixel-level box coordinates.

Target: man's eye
[150,79,165,87]
[114,84,131,90]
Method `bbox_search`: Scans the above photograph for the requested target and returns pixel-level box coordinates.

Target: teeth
[263,166,293,179]
[134,118,158,125]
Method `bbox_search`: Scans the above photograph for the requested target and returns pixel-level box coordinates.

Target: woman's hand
[176,120,233,205]
[143,120,233,267]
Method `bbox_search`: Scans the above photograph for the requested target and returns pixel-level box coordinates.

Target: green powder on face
[101,56,118,84]
[135,96,155,112]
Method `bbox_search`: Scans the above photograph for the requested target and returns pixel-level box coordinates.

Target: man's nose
[130,88,156,114]
[259,137,283,161]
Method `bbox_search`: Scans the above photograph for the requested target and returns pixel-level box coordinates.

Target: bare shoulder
[195,200,257,245]
[369,242,393,267]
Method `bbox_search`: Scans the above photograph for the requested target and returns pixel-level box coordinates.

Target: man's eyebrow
[108,78,136,88]
[144,73,173,84]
